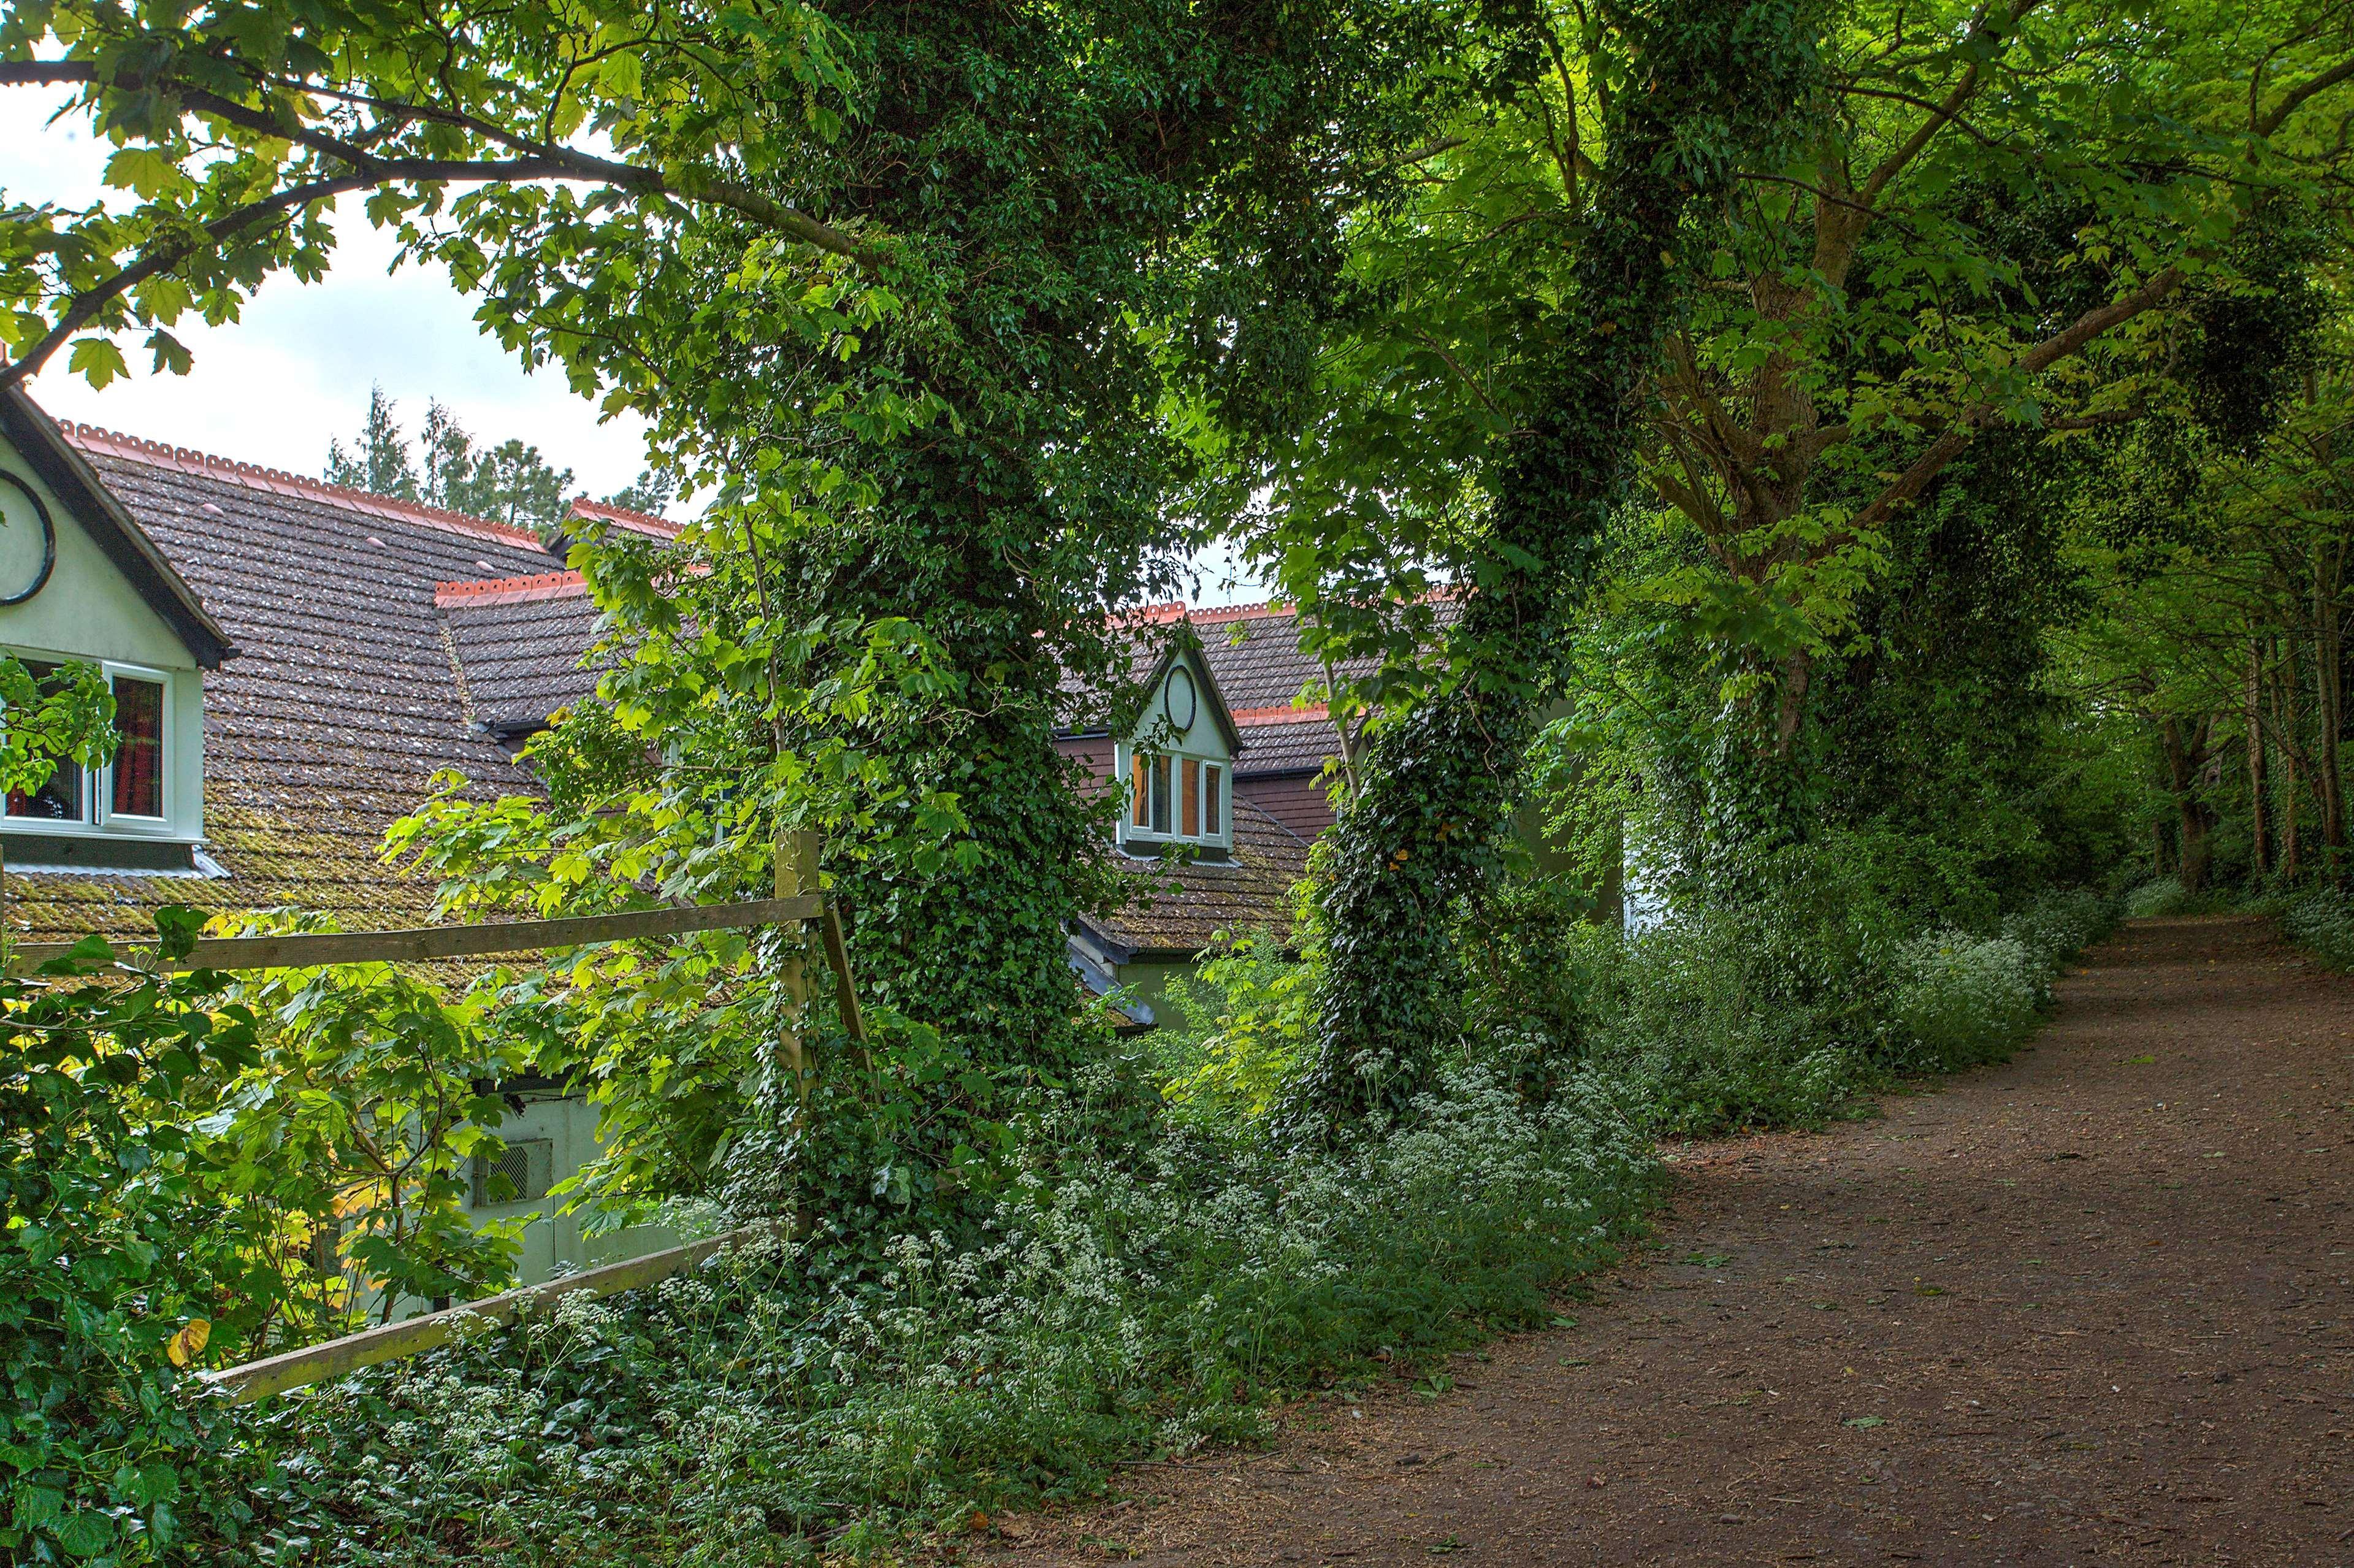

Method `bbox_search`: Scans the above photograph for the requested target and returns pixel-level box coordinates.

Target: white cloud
[2,93,652,497]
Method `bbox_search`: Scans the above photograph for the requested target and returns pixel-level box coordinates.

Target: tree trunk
[2275,637,2304,881]
[2315,549,2346,881]
[1321,654,1365,804]
[2249,639,2270,878]
[2160,716,2215,895]
[1285,4,1816,1134]
[1775,646,1812,755]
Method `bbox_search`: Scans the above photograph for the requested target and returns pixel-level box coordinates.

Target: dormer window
[1,655,202,866]
[2,396,231,874]
[1113,651,1236,856]
[1125,749,1226,846]
[3,661,172,827]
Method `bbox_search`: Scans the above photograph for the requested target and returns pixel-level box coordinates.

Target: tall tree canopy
[4,0,1435,1209]
[1242,0,2354,1124]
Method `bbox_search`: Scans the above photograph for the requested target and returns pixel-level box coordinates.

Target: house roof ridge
[566,495,679,538]
[61,419,554,548]
[59,421,684,548]
[1229,702,1331,725]
[1125,597,1290,626]
[434,569,590,608]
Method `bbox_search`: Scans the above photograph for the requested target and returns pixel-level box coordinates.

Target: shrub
[1,936,274,1565]
[1572,916,1877,1136]
[2283,888,2354,970]
[1887,931,2041,1071]
[1465,854,2119,1135]
[2125,877,2192,917]
[1999,885,2114,982]
[1156,930,1315,1121]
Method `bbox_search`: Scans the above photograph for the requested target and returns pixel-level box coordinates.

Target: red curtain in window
[111,676,164,817]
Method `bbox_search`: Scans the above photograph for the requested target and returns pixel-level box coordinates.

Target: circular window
[0,472,57,606]
[1165,664,1198,733]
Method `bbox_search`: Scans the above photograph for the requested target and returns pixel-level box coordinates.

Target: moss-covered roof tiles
[4,429,573,947]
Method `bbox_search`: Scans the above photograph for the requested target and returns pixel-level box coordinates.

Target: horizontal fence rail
[6,832,860,1403]
[202,1220,795,1405]
[4,895,827,975]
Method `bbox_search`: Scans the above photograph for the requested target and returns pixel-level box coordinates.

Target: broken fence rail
[201,1219,796,1404]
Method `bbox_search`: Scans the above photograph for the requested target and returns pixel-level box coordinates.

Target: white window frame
[1,656,183,839]
[1114,740,1231,853]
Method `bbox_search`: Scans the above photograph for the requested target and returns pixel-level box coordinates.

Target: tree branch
[2,171,378,393]
[2257,52,2354,137]
[1854,1,2043,210]
[0,56,871,276]
[1848,266,2182,534]
[1,147,808,392]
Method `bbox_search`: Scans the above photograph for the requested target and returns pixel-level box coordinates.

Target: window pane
[1204,765,1222,839]
[6,764,81,820]
[1131,753,1150,827]
[1182,758,1200,838]
[110,676,164,817]
[4,662,83,820]
[1150,755,1171,835]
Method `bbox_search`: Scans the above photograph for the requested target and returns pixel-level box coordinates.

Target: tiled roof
[58,421,682,544]
[4,423,570,946]
[436,576,604,736]
[1232,709,1350,774]
[1080,798,1311,956]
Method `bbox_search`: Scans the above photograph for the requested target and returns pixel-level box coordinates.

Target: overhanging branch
[0,54,874,391]
[1847,266,2184,534]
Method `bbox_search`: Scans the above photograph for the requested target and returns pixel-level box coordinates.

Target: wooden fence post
[774,830,822,1109]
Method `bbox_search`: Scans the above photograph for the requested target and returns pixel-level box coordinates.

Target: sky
[1,92,1267,605]
[2,94,658,499]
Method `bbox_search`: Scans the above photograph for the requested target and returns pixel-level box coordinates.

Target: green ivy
[1282,0,1827,1132]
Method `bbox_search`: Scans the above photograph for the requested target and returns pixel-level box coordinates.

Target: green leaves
[1,0,871,391]
[1,909,269,1561]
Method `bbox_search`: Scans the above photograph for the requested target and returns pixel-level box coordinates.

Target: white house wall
[0,434,204,671]
[1133,649,1231,762]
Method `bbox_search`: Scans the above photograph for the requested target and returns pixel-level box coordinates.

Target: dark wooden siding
[1057,734,1116,790]
[1235,772,1334,842]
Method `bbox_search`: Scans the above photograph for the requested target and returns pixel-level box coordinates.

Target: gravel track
[990,915,2354,1566]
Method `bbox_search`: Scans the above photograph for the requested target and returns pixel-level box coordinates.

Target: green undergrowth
[183,863,2114,1564]
[2280,886,2354,970]
[2123,874,2354,970]
[2122,876,2252,920]
[1478,870,2119,1139]
[231,1065,1658,1564]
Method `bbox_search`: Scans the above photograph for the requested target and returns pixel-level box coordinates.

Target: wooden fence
[4,831,861,1404]
[204,1219,795,1404]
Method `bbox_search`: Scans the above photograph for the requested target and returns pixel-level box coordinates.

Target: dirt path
[993,916,2354,1566]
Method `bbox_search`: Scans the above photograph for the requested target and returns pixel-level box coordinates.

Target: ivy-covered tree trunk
[2249,640,2270,878]
[2160,715,2215,895]
[1278,0,1823,1133]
